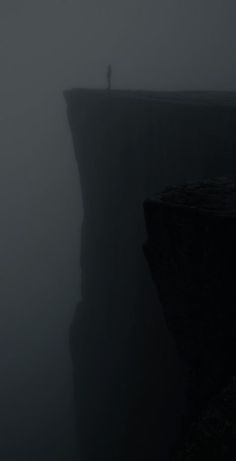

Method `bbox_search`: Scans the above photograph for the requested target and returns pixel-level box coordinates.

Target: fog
[1,1,236,459]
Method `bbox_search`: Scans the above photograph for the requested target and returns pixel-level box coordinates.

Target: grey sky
[0,0,236,92]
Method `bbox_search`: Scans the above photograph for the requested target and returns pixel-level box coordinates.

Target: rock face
[64,90,236,461]
[143,177,236,459]
[175,376,236,460]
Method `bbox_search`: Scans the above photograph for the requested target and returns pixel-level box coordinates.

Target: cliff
[143,177,236,458]
[64,89,236,461]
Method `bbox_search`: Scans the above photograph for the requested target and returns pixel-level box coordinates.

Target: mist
[1,0,236,459]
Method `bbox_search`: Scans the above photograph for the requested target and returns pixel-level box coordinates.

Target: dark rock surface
[159,176,236,215]
[175,376,236,460]
[64,90,236,460]
[143,177,236,459]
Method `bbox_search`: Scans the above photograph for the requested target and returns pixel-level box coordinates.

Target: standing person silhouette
[106,64,112,90]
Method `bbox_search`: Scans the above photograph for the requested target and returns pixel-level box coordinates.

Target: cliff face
[64,90,236,461]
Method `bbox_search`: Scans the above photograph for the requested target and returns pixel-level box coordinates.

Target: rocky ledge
[143,177,236,459]
[156,176,236,216]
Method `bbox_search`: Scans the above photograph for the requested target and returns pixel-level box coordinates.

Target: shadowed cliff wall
[64,90,236,461]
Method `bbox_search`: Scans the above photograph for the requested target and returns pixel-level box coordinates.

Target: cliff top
[64,89,236,107]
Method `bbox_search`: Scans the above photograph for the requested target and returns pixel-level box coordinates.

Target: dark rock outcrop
[175,376,236,460]
[143,177,236,459]
[64,90,236,460]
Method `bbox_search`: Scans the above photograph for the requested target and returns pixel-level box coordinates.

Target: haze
[0,1,236,459]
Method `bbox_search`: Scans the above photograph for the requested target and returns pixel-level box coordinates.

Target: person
[106,64,112,90]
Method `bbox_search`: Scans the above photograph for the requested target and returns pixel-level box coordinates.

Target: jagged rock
[175,376,236,460]
[143,177,236,458]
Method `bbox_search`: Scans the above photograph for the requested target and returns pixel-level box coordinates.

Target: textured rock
[144,177,236,361]
[175,376,236,460]
[143,177,236,458]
